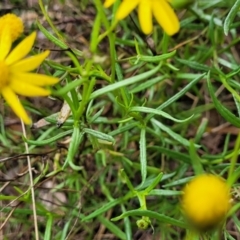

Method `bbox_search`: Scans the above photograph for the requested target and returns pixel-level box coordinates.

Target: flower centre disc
[0,61,9,89]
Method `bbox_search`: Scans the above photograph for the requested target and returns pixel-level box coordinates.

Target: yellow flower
[0,27,59,124]
[0,13,24,42]
[182,174,231,230]
[104,0,180,35]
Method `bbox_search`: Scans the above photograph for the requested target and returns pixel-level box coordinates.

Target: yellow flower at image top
[0,27,59,124]
[0,13,24,42]
[104,0,180,35]
[182,174,231,230]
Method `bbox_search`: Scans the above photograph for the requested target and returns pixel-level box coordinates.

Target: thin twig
[0,205,18,231]
[20,119,39,240]
[0,149,57,163]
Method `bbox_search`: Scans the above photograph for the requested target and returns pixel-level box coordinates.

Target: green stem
[38,0,64,40]
[97,21,118,43]
[75,77,96,121]
[228,133,240,185]
[221,76,240,103]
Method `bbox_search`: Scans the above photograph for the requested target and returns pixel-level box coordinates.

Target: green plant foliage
[1,0,240,239]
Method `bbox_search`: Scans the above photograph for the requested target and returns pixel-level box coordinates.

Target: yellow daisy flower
[181,174,231,230]
[0,13,24,42]
[104,0,180,35]
[0,27,59,124]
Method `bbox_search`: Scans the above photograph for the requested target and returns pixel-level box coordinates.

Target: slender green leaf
[0,207,58,217]
[139,50,176,62]
[37,21,68,49]
[151,118,201,148]
[224,0,240,35]
[111,210,187,228]
[63,126,84,170]
[60,221,71,240]
[146,73,206,121]
[176,58,210,72]
[148,146,191,163]
[121,204,132,240]
[140,127,147,185]
[90,13,101,52]
[144,173,163,193]
[84,128,115,143]
[120,169,135,192]
[226,66,240,78]
[130,75,167,94]
[233,95,240,118]
[98,215,126,240]
[89,64,161,100]
[44,214,53,240]
[229,79,240,90]
[189,140,204,175]
[129,106,193,123]
[149,189,182,196]
[81,193,132,222]
[54,78,87,96]
[109,122,138,136]
[37,21,82,56]
[23,129,73,146]
[194,118,208,143]
[163,176,193,187]
[207,73,240,127]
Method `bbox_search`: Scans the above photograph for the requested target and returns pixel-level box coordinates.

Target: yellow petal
[6,32,36,66]
[152,0,180,36]
[0,27,12,60]
[1,86,31,124]
[116,0,140,20]
[104,0,116,8]
[10,72,59,86]
[10,50,50,72]
[9,80,51,96]
[138,0,153,34]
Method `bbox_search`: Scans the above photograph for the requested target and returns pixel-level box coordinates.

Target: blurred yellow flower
[0,13,24,42]
[0,28,59,124]
[182,174,231,230]
[104,0,180,35]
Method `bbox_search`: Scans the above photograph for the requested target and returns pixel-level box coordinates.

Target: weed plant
[0,0,240,239]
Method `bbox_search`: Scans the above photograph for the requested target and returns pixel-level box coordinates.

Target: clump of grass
[0,0,240,239]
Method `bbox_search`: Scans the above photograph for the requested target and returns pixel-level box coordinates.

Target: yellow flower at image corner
[0,13,24,42]
[0,27,59,124]
[104,0,180,35]
[181,174,231,230]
